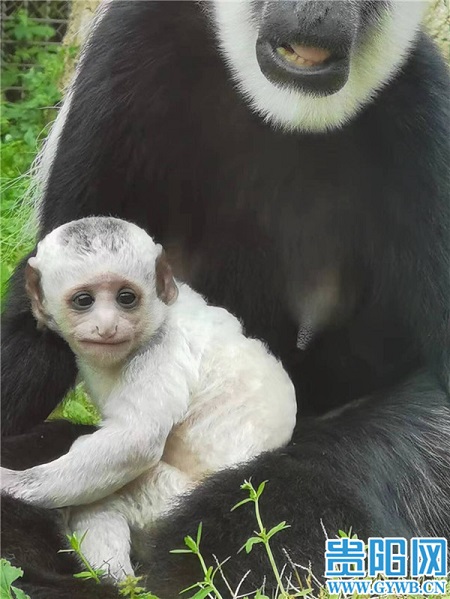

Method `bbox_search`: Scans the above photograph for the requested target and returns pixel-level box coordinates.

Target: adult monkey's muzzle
[255,0,359,96]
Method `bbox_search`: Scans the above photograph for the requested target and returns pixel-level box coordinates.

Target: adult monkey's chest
[126,30,381,347]
[161,132,370,350]
[169,123,370,326]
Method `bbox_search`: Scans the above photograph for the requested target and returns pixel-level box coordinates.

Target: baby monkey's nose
[96,324,118,339]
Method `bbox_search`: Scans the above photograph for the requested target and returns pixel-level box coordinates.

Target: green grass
[1,156,36,295]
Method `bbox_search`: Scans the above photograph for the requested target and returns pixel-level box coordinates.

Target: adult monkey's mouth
[255,1,356,96]
[257,39,350,96]
[276,43,332,67]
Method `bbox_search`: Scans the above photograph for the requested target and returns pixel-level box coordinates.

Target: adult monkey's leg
[1,420,96,469]
[2,374,449,596]
[2,496,119,599]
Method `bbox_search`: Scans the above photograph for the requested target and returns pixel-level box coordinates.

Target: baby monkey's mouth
[276,43,332,67]
[79,339,130,347]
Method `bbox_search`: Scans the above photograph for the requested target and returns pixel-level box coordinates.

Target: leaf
[73,571,96,579]
[337,527,358,540]
[266,521,291,540]
[62,397,100,425]
[180,582,202,594]
[183,535,198,553]
[29,24,55,38]
[290,589,313,597]
[1,559,24,594]
[94,569,106,577]
[230,497,253,512]
[67,533,81,551]
[196,522,203,546]
[188,586,214,599]
[240,480,253,491]
[116,577,160,599]
[12,586,30,599]
[242,536,264,554]
[256,480,268,498]
[170,549,192,554]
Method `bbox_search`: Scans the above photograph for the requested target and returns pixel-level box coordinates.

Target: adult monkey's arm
[1,257,77,435]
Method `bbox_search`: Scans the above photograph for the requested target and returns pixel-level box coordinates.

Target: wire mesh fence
[1,0,71,98]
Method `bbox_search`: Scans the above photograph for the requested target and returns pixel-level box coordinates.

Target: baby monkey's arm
[0,378,188,508]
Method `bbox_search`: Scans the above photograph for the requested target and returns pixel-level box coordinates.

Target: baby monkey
[1,217,296,581]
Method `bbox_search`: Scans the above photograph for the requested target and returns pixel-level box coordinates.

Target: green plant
[49,383,101,425]
[232,480,292,597]
[59,531,106,583]
[2,10,76,145]
[171,522,228,599]
[58,532,158,598]
[170,480,313,599]
[118,576,160,599]
[0,559,30,599]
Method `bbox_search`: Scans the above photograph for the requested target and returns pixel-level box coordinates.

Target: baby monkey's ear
[155,250,179,306]
[25,258,48,329]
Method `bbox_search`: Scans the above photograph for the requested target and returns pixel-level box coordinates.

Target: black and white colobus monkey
[2,216,296,582]
[1,0,450,597]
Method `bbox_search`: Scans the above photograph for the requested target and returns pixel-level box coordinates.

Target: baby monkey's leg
[67,464,193,583]
[117,462,195,563]
[67,502,134,582]
[121,461,195,527]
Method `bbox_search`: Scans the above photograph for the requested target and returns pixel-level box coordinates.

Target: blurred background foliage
[426,0,450,58]
[1,3,74,290]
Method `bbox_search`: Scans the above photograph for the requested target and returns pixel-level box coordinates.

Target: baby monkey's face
[58,273,154,368]
[26,222,178,368]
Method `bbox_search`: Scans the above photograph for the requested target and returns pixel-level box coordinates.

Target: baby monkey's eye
[117,289,138,309]
[72,292,95,310]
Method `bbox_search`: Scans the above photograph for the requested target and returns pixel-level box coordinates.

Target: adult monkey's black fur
[1,1,450,596]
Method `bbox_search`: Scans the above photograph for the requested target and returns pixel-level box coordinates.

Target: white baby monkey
[1,216,296,581]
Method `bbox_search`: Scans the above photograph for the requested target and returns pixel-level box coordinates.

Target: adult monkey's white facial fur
[210,0,426,132]
[2,216,296,581]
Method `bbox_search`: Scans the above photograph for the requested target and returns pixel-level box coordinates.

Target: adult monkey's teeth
[277,44,331,67]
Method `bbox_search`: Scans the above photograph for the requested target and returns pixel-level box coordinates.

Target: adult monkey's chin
[210,0,427,133]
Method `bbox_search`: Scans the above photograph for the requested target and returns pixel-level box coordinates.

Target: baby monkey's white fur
[1,217,296,581]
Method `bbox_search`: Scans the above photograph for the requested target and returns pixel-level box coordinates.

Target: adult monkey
[1,0,450,596]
